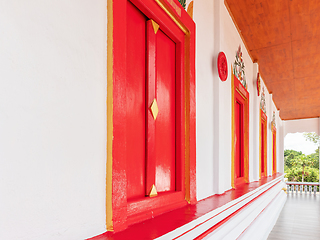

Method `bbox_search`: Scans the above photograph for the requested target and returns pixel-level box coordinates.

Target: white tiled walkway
[268,192,320,240]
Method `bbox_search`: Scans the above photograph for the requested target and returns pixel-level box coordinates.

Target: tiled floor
[268,192,320,240]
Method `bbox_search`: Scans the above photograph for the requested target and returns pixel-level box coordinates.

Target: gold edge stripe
[106,0,113,232]
[231,67,235,188]
[235,88,246,100]
[155,0,189,34]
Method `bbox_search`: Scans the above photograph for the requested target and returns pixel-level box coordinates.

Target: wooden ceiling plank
[225,0,320,120]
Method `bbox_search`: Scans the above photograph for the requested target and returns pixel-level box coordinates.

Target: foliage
[308,148,319,169]
[284,149,303,158]
[291,154,313,168]
[284,144,319,183]
[284,149,302,168]
[303,132,320,145]
[286,166,318,183]
[178,0,186,9]
[291,154,314,182]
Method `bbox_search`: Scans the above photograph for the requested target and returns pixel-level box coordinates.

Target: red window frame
[107,0,196,232]
[259,110,267,178]
[234,92,245,185]
[272,126,277,174]
[231,71,249,188]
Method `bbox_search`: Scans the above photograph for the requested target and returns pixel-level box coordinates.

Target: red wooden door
[126,2,147,199]
[232,76,249,188]
[261,121,265,177]
[273,132,276,173]
[235,100,244,180]
[155,29,176,192]
[111,0,196,230]
[126,1,180,200]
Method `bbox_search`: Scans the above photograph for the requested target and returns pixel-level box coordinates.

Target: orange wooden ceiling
[225,0,320,120]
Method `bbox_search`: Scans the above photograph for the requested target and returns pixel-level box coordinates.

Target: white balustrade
[285,182,319,195]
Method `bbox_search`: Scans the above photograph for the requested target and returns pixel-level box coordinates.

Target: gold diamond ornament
[150,19,159,34]
[150,99,159,120]
[149,184,158,197]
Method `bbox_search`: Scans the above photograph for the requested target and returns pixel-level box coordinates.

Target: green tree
[307,148,319,169]
[284,149,303,168]
[286,166,319,182]
[291,154,313,182]
[303,132,319,180]
[286,166,302,182]
[284,149,303,158]
[284,133,320,183]
[303,132,320,145]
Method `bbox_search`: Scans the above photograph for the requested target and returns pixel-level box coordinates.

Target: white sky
[284,132,318,155]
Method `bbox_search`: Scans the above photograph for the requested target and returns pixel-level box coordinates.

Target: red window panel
[126,1,147,200]
[235,101,243,179]
[234,95,245,185]
[261,121,265,176]
[126,0,187,225]
[155,29,176,192]
[260,110,267,178]
[145,21,180,195]
[110,0,196,231]
[272,131,277,174]
[232,73,249,188]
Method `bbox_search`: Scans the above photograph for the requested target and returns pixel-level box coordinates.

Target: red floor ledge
[88,173,284,240]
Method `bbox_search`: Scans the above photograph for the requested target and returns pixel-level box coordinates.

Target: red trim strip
[88,173,283,240]
[174,180,281,239]
[236,191,283,239]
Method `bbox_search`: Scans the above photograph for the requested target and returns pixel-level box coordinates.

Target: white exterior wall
[266,87,272,176]
[277,111,285,173]
[284,118,320,136]
[195,0,284,200]
[0,1,107,239]
[194,0,216,200]
[251,63,260,181]
[271,101,278,175]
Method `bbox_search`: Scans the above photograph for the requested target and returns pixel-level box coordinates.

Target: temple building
[1,0,319,239]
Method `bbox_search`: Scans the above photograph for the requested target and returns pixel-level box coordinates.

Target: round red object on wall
[218,52,228,81]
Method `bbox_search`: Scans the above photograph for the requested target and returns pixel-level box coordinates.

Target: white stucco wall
[271,101,277,175]
[276,110,284,174]
[194,0,216,200]
[0,1,107,239]
[195,0,284,200]
[284,118,320,136]
[265,89,272,176]
[251,63,260,181]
